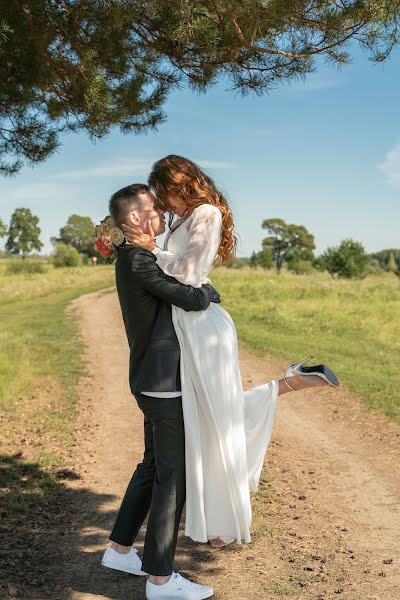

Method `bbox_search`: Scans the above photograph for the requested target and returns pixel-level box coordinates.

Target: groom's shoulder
[117,245,157,270]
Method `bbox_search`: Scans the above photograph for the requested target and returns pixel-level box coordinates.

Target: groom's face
[129,192,166,236]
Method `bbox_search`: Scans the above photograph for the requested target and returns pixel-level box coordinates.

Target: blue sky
[1,44,399,257]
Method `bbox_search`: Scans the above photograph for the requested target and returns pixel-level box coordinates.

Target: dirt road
[61,291,400,600]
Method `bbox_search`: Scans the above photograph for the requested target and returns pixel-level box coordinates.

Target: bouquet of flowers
[93,216,125,261]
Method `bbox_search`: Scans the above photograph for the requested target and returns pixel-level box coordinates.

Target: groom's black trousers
[109,393,186,576]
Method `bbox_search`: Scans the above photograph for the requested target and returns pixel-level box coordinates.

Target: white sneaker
[101,546,147,576]
[146,572,214,600]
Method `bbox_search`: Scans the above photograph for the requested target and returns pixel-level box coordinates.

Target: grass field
[211,268,400,420]
[1,261,399,457]
[0,259,399,592]
[0,261,115,464]
[0,260,114,306]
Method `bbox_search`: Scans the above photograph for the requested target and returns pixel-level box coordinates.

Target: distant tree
[369,248,400,270]
[249,248,273,269]
[322,239,369,279]
[257,248,274,269]
[5,208,43,257]
[0,217,7,239]
[53,215,96,258]
[262,218,315,273]
[368,257,383,275]
[313,255,328,272]
[387,251,398,273]
[2,1,400,175]
[288,259,314,275]
[286,248,315,273]
[53,243,82,268]
[249,251,259,268]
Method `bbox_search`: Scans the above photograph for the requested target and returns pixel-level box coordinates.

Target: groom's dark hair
[109,184,149,227]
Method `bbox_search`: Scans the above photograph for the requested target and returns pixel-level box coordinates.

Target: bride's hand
[122,220,157,251]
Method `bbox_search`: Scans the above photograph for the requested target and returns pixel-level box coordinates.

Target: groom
[101,184,216,600]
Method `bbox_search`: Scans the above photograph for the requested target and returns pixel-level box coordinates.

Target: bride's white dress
[154,204,279,544]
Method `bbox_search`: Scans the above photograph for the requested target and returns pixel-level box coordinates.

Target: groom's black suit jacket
[115,244,220,395]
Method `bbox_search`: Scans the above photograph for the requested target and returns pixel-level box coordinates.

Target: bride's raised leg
[278,374,330,395]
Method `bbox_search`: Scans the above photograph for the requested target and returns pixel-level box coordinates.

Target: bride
[123,155,339,547]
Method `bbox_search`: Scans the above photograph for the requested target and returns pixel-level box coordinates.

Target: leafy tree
[53,243,82,268]
[257,248,274,269]
[249,248,274,269]
[0,217,7,238]
[249,248,273,269]
[313,255,328,272]
[249,251,259,268]
[53,214,96,258]
[286,248,315,273]
[387,251,398,273]
[262,218,315,273]
[322,239,369,279]
[2,1,400,174]
[369,248,400,270]
[289,260,314,275]
[368,257,383,275]
[5,208,43,257]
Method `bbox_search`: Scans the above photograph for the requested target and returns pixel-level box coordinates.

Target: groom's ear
[127,210,140,225]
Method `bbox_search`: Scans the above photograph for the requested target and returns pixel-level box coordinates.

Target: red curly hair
[148,155,237,264]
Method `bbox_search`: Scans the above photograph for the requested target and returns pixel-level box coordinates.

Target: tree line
[232,218,400,279]
[0,209,101,267]
[1,209,399,277]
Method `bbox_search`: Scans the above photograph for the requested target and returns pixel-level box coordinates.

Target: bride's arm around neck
[155,204,222,288]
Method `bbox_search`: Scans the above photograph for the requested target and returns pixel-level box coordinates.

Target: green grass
[2,261,399,438]
[0,263,115,419]
[0,261,116,541]
[0,260,114,305]
[210,268,400,420]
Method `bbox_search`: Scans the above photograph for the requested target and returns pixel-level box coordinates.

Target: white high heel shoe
[284,356,340,390]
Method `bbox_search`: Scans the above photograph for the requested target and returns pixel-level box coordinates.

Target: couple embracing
[97,155,339,599]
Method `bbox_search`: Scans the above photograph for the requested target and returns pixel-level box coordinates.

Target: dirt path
[61,291,400,600]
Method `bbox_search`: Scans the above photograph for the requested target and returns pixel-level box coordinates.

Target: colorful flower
[93,215,125,261]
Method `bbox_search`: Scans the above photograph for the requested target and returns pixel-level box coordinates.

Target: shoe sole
[101,560,147,576]
[299,364,340,386]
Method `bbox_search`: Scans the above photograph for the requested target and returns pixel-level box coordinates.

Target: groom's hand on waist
[202,284,221,304]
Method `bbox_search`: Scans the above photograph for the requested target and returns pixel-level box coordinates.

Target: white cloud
[379,143,400,187]
[196,160,236,169]
[49,158,153,180]
[278,72,345,97]
[49,157,236,180]
[2,181,80,203]
[298,76,343,93]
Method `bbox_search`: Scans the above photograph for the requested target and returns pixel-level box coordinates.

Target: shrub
[368,258,383,275]
[322,239,369,279]
[53,243,82,268]
[387,251,398,273]
[289,260,314,274]
[249,248,273,269]
[312,255,327,271]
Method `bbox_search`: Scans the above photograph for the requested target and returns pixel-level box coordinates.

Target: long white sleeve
[155,204,222,287]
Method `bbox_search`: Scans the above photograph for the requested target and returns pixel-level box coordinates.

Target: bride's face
[164,195,188,217]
